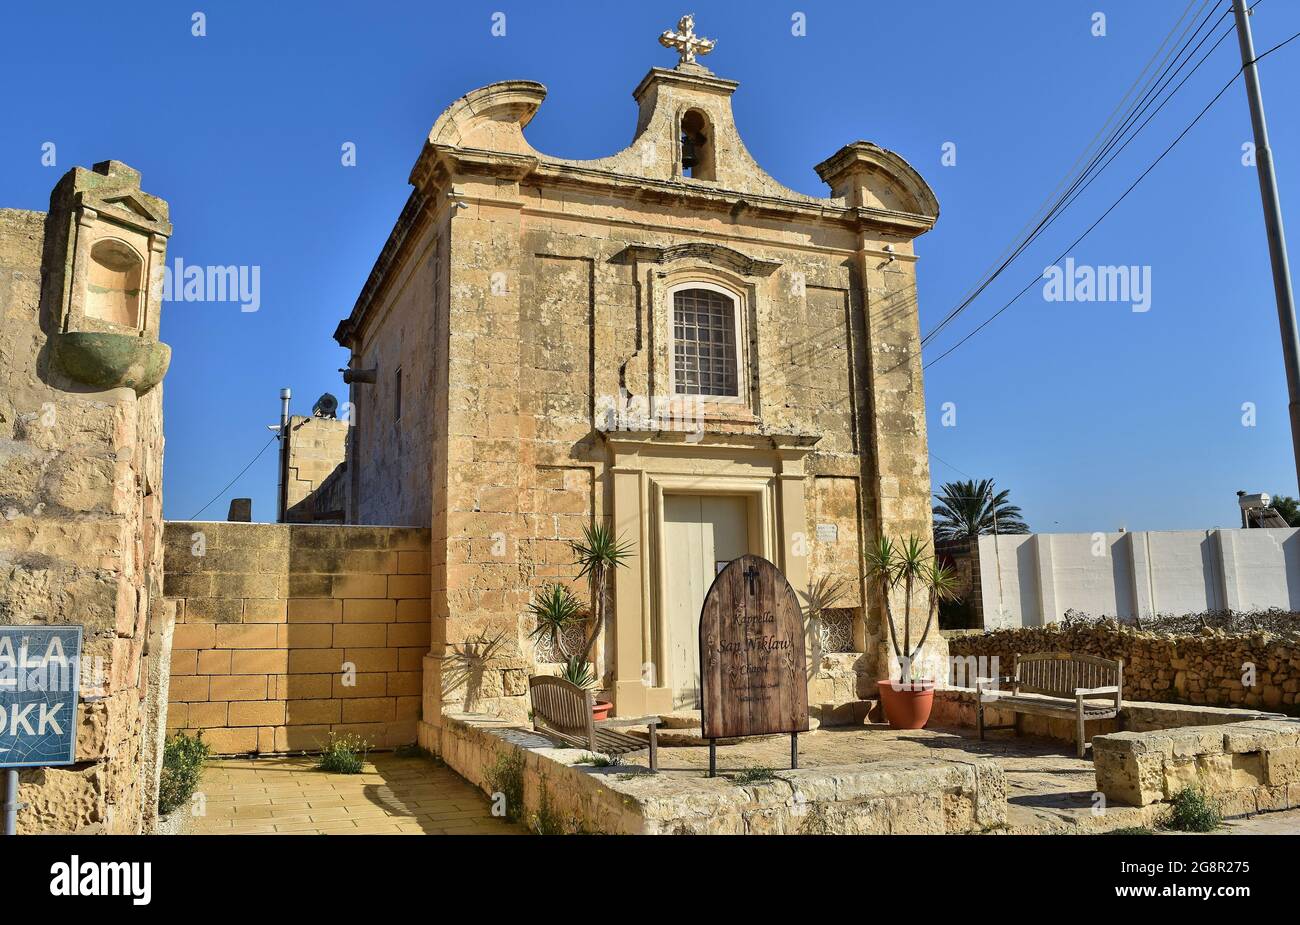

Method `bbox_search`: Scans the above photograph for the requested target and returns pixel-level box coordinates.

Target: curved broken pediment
[417,71,938,236]
[427,80,547,154]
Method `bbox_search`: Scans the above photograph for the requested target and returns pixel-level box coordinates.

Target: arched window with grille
[671,285,739,397]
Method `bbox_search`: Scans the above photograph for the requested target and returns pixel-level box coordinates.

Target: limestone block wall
[1093,719,1300,815]
[948,622,1300,714]
[0,162,173,834]
[283,415,348,523]
[163,522,430,753]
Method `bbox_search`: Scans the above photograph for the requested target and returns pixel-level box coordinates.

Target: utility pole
[1233,0,1300,490]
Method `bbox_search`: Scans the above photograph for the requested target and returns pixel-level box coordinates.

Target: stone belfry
[334,15,942,732]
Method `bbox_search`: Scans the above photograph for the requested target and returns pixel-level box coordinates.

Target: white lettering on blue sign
[0,626,82,767]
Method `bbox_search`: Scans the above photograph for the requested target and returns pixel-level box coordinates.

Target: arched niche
[85,238,143,328]
[680,109,716,181]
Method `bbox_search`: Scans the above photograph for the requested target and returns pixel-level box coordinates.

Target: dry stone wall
[163,522,430,753]
[947,621,1300,715]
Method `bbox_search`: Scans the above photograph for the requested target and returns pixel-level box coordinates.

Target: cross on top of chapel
[659,14,716,67]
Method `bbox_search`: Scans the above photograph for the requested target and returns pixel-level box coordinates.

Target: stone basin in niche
[51,331,171,395]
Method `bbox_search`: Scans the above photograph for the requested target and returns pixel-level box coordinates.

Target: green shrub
[158,731,210,817]
[316,733,370,774]
[732,766,777,785]
[1163,786,1222,832]
[484,749,525,822]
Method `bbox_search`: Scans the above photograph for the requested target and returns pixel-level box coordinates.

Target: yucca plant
[864,534,959,682]
[570,521,632,664]
[559,654,596,690]
[526,582,584,660]
[805,573,851,657]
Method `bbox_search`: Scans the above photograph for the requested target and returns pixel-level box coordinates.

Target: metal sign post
[0,625,83,835]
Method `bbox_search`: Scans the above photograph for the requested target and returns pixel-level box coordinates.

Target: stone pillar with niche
[45,160,173,395]
[0,160,174,832]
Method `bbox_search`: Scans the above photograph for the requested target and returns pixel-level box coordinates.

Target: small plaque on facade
[816,523,838,543]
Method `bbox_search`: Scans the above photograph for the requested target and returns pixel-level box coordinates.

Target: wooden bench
[529,675,659,772]
[977,652,1123,758]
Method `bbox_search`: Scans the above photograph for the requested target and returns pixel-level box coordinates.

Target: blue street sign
[0,626,82,767]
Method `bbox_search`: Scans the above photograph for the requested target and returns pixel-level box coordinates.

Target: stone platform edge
[1092,718,1300,816]
[428,713,1008,835]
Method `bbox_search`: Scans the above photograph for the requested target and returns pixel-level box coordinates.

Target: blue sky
[3,1,1299,532]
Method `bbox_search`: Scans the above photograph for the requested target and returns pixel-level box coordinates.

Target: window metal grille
[672,287,737,396]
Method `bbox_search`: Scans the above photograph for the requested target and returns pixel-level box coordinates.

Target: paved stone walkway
[186,752,524,835]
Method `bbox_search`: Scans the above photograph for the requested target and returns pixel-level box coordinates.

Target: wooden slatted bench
[977,652,1123,758]
[529,675,659,772]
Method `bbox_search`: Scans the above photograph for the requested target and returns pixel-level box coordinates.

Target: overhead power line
[188,434,278,520]
[923,62,1252,369]
[923,2,1288,370]
[921,0,1223,349]
[923,0,1231,351]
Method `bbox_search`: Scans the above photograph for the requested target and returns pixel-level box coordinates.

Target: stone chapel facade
[332,25,943,734]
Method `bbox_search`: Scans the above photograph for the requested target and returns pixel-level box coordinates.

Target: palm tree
[570,521,633,663]
[932,479,1029,541]
[1271,493,1300,527]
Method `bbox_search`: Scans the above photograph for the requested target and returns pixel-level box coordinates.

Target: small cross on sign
[743,563,760,596]
[659,14,716,66]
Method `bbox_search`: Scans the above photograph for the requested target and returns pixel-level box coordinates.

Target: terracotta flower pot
[592,700,613,721]
[877,679,935,729]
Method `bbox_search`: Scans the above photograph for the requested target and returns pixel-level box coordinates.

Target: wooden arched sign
[698,554,809,765]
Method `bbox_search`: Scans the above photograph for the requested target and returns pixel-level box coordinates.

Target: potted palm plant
[568,522,632,720]
[864,535,958,729]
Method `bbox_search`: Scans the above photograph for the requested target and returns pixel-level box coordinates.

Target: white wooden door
[663,494,749,708]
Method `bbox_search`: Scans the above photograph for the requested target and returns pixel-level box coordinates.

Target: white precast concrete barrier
[973,528,1300,628]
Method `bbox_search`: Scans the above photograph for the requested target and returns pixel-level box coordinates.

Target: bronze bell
[681,132,699,170]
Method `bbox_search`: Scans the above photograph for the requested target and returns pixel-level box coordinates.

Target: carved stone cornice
[618,242,781,277]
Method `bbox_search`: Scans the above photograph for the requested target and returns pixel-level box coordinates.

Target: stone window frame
[666,279,744,402]
[651,267,757,418]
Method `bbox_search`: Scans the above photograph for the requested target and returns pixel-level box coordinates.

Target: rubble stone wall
[948,622,1300,715]
[163,522,430,753]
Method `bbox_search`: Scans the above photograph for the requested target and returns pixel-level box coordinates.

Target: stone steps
[813,698,882,727]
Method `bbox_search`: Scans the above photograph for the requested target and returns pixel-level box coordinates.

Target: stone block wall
[948,622,1300,715]
[284,415,348,523]
[1093,719,1300,815]
[163,522,430,753]
[1,161,174,834]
